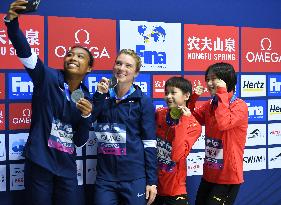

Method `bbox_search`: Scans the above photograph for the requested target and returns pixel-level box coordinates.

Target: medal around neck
[109,76,118,88]
[71,89,84,103]
[170,107,182,120]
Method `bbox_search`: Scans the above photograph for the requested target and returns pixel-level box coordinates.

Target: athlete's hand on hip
[146,185,157,205]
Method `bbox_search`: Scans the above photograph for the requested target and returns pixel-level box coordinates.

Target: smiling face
[63,47,92,78]
[164,86,190,108]
[113,53,139,86]
[206,73,220,96]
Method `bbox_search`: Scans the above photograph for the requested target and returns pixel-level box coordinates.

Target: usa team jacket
[6,18,91,178]
[189,87,248,184]
[156,107,201,196]
[92,86,158,185]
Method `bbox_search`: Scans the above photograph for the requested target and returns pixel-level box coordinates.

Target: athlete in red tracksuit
[190,62,248,205]
[153,77,202,205]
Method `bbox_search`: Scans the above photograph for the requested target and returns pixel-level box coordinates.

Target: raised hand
[97,77,110,94]
[215,79,227,89]
[178,106,191,117]
[7,0,28,21]
[194,80,204,96]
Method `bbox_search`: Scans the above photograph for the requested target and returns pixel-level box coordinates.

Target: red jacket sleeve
[171,115,202,162]
[215,87,248,131]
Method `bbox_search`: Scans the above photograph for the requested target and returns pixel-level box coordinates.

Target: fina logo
[246,102,264,120]
[269,76,281,95]
[136,25,167,64]
[10,73,33,99]
[87,76,97,94]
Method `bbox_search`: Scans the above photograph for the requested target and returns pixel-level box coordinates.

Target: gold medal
[170,107,182,119]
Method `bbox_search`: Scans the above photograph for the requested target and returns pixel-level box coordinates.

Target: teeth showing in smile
[68,63,78,68]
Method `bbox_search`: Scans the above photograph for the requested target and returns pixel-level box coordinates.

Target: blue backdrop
[0,0,281,205]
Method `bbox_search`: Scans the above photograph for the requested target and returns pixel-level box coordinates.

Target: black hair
[165,76,192,105]
[205,62,237,92]
[69,45,94,67]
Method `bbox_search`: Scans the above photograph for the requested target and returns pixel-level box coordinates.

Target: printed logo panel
[86,159,97,185]
[76,147,82,157]
[268,75,281,97]
[241,27,281,72]
[84,73,111,96]
[48,16,116,70]
[0,14,44,69]
[86,131,98,156]
[240,75,266,97]
[192,126,205,149]
[246,124,266,146]
[8,73,33,100]
[0,165,6,192]
[184,75,209,98]
[135,74,151,96]
[243,148,266,171]
[76,160,83,186]
[245,100,267,122]
[152,75,181,98]
[186,152,205,176]
[268,123,281,145]
[0,73,5,99]
[153,100,166,110]
[9,133,28,160]
[0,104,5,130]
[0,134,6,162]
[10,164,24,191]
[184,24,239,71]
[268,99,281,121]
[268,147,281,169]
[120,20,181,71]
[84,73,151,96]
[9,103,32,130]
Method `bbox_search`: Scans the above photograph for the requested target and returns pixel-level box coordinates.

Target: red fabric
[156,107,202,196]
[189,87,248,184]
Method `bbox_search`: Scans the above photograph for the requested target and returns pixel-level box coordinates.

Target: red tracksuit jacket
[189,87,248,184]
[156,107,202,196]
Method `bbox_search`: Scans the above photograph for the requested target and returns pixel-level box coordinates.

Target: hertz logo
[243,81,264,92]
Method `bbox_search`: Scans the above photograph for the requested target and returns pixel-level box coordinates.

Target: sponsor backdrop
[0,0,281,204]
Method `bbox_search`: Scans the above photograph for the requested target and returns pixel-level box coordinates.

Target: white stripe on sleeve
[19,51,38,69]
[142,140,157,148]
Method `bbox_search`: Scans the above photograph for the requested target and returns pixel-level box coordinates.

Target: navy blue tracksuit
[92,86,157,205]
[6,17,91,205]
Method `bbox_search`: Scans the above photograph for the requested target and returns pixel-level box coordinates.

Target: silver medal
[71,89,84,103]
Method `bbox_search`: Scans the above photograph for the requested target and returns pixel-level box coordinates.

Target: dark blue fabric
[92,85,157,185]
[93,177,146,205]
[24,159,80,205]
[5,18,91,178]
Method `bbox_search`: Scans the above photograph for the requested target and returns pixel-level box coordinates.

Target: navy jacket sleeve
[140,96,158,186]
[92,91,108,122]
[5,17,45,86]
[73,116,91,147]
